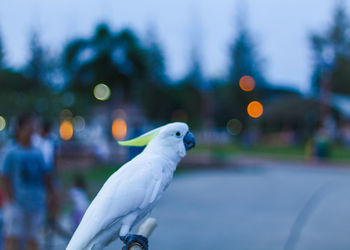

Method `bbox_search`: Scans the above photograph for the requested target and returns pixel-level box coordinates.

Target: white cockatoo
[66,122,195,250]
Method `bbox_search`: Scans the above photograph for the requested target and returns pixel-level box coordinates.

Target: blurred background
[1,0,350,249]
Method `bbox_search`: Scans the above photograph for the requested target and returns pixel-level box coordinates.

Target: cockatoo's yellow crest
[118,127,161,146]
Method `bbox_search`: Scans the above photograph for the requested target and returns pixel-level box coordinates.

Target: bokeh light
[247,101,264,118]
[94,83,111,101]
[73,116,85,132]
[60,109,73,121]
[226,119,243,135]
[112,118,127,140]
[239,76,255,92]
[60,121,73,140]
[0,116,6,131]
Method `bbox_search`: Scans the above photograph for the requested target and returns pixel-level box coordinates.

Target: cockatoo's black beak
[183,131,196,151]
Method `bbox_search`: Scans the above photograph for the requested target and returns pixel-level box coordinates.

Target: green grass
[193,143,350,163]
[59,164,121,185]
[330,145,350,161]
[59,162,190,186]
[58,164,122,200]
[193,143,305,158]
[58,143,350,186]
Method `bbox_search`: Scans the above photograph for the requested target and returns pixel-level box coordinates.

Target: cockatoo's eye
[175,131,181,138]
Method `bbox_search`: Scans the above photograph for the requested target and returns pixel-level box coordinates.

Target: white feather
[66,122,189,250]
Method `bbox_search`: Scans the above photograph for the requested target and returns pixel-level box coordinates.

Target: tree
[0,28,5,69]
[25,30,48,89]
[144,26,167,86]
[139,25,170,120]
[229,19,265,86]
[63,23,148,104]
[172,78,203,127]
[310,3,350,95]
[182,45,209,128]
[215,13,265,127]
[186,38,205,89]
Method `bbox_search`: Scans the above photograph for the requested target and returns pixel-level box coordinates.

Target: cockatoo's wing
[66,159,163,250]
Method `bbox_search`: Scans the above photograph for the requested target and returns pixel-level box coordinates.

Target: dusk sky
[1,0,349,93]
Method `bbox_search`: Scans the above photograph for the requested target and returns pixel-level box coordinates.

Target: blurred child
[70,175,89,231]
[1,114,57,250]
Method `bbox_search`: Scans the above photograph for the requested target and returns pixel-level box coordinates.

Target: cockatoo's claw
[120,234,149,250]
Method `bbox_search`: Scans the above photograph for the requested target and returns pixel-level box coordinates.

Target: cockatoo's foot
[120,234,149,250]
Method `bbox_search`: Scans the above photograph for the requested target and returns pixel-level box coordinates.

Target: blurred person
[1,114,57,250]
[69,175,89,231]
[32,121,57,172]
[314,125,331,161]
[305,138,316,162]
[32,120,61,249]
[31,120,60,222]
[0,188,5,250]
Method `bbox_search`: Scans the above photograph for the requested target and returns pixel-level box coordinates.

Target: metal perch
[128,218,157,250]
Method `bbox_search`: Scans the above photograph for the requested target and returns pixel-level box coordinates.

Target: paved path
[61,164,350,250]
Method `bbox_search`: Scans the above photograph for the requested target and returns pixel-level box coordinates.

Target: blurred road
[59,164,350,250]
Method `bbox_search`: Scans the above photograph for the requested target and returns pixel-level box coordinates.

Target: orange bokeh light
[247,101,263,118]
[60,121,73,140]
[239,76,255,92]
[112,118,127,140]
